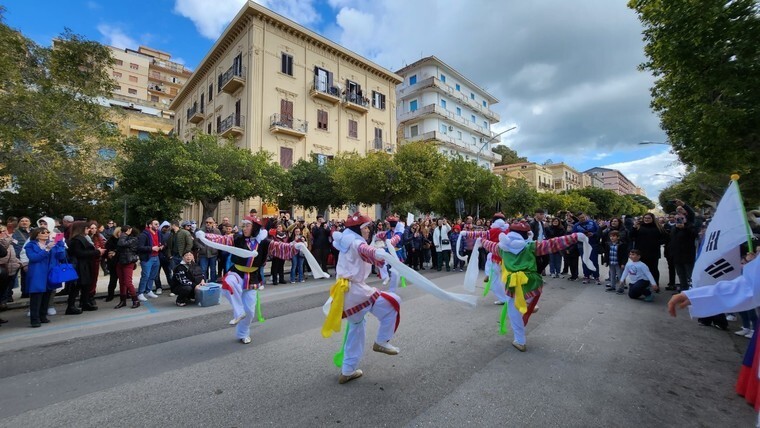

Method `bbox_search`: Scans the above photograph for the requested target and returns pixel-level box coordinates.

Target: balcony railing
[310,81,341,104]
[219,65,245,94]
[148,83,165,93]
[342,92,369,113]
[219,113,244,138]
[270,113,307,137]
[152,59,188,74]
[369,138,393,153]
[187,104,203,123]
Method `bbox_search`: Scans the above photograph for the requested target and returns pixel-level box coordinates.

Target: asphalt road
[0,267,755,427]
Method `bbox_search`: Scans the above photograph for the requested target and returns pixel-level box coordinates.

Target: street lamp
[639,141,670,145]
[476,126,517,167]
[475,125,517,219]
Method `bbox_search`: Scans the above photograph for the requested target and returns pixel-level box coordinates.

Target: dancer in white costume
[322,213,477,384]
[197,216,327,344]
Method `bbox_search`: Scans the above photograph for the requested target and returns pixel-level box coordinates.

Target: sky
[2,0,685,202]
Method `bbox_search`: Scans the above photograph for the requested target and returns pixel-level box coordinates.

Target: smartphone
[54,233,65,243]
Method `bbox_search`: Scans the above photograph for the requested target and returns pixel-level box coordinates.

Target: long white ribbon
[294,242,330,279]
[195,231,257,259]
[463,237,482,292]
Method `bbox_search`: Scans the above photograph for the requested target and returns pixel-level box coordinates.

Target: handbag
[48,260,79,284]
[441,238,450,245]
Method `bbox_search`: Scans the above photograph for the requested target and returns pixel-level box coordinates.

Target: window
[440,123,447,134]
[170,87,178,95]
[483,100,487,108]
[112,71,122,78]
[409,75,417,85]
[348,119,358,138]
[280,147,293,169]
[410,125,418,137]
[151,71,160,78]
[150,95,159,102]
[207,123,212,134]
[177,120,181,135]
[456,107,461,116]
[456,83,461,91]
[137,131,149,140]
[484,121,488,128]
[457,131,462,139]
[200,94,204,113]
[317,109,328,130]
[128,88,137,95]
[280,99,294,128]
[440,74,446,83]
[114,85,121,91]
[115,59,123,66]
[208,84,213,102]
[471,114,476,123]
[129,75,138,83]
[470,93,475,100]
[409,100,418,112]
[472,136,477,145]
[281,53,294,76]
[440,99,447,109]
[216,116,221,132]
[372,91,386,109]
[130,63,139,70]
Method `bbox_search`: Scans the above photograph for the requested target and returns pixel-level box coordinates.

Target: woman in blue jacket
[24,227,66,327]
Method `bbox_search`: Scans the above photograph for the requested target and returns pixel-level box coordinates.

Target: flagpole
[731,174,755,253]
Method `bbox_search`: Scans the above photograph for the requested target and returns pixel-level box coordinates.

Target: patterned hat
[509,221,531,233]
[385,215,399,223]
[346,212,372,227]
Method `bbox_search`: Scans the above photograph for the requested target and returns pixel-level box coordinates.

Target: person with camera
[433,218,452,271]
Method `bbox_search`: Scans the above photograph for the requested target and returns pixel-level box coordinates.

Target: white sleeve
[619,262,629,283]
[642,264,656,284]
[684,258,760,318]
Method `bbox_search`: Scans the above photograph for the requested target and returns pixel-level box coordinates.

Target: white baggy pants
[341,292,401,376]
[223,272,258,340]
[506,294,534,346]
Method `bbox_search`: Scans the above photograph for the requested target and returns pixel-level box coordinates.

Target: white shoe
[137,294,148,302]
[47,307,56,316]
[338,369,363,384]
[26,311,30,317]
[532,305,539,313]
[745,329,755,339]
[229,313,247,325]
[726,314,737,321]
[512,341,526,352]
[169,292,176,297]
[146,291,159,299]
[154,288,163,295]
[372,342,400,355]
[736,327,751,336]
[240,336,251,344]
[494,300,506,306]
[258,285,265,290]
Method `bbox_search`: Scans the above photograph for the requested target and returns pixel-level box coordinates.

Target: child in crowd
[604,231,628,292]
[450,225,464,272]
[618,249,659,301]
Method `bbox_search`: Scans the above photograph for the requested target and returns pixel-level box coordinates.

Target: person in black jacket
[104,227,121,302]
[115,226,140,309]
[171,252,205,306]
[311,216,331,273]
[545,217,565,278]
[67,221,105,314]
[530,209,549,275]
[629,213,667,286]
[669,214,697,292]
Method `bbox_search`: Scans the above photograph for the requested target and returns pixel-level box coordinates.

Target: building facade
[395,56,501,169]
[582,172,604,189]
[170,2,402,222]
[493,162,554,192]
[584,167,638,195]
[544,162,582,192]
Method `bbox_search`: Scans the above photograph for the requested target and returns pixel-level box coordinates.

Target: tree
[629,0,760,206]
[493,145,527,166]
[625,194,655,210]
[0,13,120,219]
[499,176,538,217]
[429,157,502,218]
[536,192,597,216]
[279,155,346,215]
[657,169,728,212]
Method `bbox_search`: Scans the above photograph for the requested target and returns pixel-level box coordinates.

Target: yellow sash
[501,263,529,314]
[234,265,258,273]
[321,277,350,338]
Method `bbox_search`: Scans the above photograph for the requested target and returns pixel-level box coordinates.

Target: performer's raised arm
[202,232,234,246]
[357,242,386,266]
[267,240,298,260]
[535,233,580,256]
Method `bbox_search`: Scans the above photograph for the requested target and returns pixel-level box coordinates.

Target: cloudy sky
[5,0,685,201]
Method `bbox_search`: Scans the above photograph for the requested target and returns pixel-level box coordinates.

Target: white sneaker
[146,291,159,299]
[745,329,755,339]
[137,294,148,302]
[258,285,265,290]
[735,327,751,336]
[26,311,30,317]
[726,314,737,321]
[169,292,176,297]
[494,300,506,306]
[229,313,247,325]
[372,341,399,355]
[47,307,56,316]
[240,336,251,344]
[154,288,163,295]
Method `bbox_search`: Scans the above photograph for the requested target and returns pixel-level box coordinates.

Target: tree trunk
[201,199,220,222]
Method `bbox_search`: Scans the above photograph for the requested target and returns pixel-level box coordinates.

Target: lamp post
[475,126,517,219]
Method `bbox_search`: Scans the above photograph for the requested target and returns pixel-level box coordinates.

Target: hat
[345,212,372,227]
[180,220,192,227]
[242,216,267,227]
[453,225,461,232]
[491,212,506,221]
[249,208,257,213]
[385,215,399,222]
[509,222,530,233]
[62,215,74,222]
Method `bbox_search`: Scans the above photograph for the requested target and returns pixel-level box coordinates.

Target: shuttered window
[280,147,293,169]
[348,119,358,138]
[281,53,293,76]
[317,109,328,130]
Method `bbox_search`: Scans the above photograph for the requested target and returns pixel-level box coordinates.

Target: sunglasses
[39,231,50,234]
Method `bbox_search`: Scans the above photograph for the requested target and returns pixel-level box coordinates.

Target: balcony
[398,104,496,140]
[342,93,369,113]
[309,82,341,104]
[368,138,393,153]
[148,83,166,94]
[219,113,244,138]
[397,75,500,122]
[219,65,245,94]
[270,113,307,138]
[152,59,189,75]
[187,105,204,124]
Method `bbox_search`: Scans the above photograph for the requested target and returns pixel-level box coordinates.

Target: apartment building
[395,56,501,169]
[170,1,402,222]
[106,45,191,118]
[584,167,638,195]
[544,162,582,192]
[582,172,604,189]
[493,162,554,193]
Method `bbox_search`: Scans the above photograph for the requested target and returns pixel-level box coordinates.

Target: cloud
[603,150,686,202]
[174,0,319,40]
[86,1,101,10]
[96,24,137,49]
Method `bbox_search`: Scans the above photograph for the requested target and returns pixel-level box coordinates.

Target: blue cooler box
[195,283,221,307]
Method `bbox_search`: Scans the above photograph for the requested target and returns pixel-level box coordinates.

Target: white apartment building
[395,56,500,168]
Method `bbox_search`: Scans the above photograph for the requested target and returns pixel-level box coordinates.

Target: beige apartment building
[107,45,191,117]
[582,172,604,189]
[544,162,582,192]
[493,162,554,193]
[170,1,402,222]
[584,167,638,195]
